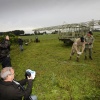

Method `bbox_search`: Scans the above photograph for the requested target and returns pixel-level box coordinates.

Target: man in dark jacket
[18,37,24,51]
[0,67,34,100]
[0,35,11,68]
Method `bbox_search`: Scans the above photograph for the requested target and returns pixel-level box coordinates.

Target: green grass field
[0,33,100,100]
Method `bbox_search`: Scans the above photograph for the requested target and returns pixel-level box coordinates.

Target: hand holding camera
[25,69,36,80]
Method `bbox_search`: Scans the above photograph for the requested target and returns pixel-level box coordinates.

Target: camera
[25,71,31,79]
[25,69,36,79]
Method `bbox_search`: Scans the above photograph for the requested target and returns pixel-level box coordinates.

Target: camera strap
[13,80,33,100]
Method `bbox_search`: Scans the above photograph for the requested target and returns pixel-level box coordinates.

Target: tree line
[0,30,24,36]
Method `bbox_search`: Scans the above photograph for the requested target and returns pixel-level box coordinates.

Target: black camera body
[25,71,31,79]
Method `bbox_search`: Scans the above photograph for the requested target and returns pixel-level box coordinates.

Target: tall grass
[0,33,100,100]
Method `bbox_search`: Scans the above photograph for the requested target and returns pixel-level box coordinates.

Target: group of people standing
[69,31,94,62]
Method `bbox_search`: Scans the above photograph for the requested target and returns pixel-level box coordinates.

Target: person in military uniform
[84,31,94,60]
[69,37,85,62]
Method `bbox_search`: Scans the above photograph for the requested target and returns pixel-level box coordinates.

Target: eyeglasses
[9,72,15,75]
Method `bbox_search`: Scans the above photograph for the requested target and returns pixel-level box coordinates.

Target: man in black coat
[0,67,34,100]
[0,35,11,68]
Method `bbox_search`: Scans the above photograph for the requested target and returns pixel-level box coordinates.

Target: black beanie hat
[88,31,93,35]
[80,37,84,42]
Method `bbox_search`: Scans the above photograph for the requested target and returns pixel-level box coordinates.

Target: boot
[76,57,79,62]
[89,56,93,60]
[84,56,87,60]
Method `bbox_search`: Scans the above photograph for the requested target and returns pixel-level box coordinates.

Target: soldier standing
[84,31,94,60]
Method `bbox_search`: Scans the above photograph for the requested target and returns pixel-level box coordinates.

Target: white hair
[0,67,13,80]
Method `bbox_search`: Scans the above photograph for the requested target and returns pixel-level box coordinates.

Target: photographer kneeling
[0,67,37,100]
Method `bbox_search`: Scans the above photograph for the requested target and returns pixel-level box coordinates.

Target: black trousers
[1,56,11,68]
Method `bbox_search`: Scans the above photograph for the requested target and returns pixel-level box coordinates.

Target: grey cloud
[0,0,100,33]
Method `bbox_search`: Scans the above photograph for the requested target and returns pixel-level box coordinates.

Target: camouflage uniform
[69,38,85,61]
[84,34,94,60]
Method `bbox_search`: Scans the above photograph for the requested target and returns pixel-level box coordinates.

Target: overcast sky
[0,0,100,33]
